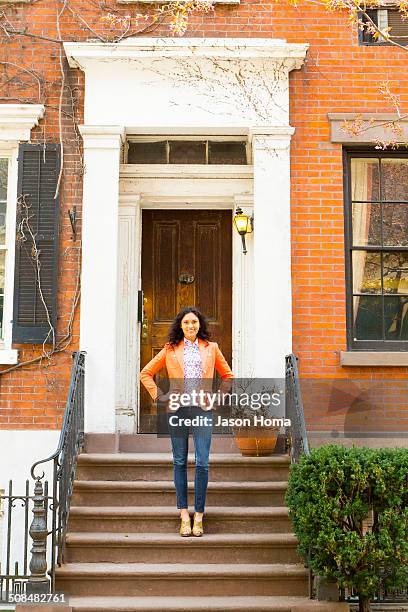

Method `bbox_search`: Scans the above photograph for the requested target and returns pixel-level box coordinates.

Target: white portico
[63,38,308,435]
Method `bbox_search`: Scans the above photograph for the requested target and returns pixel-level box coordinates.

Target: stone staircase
[56,450,349,611]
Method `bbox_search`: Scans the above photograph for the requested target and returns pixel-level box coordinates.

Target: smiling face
[181,312,200,342]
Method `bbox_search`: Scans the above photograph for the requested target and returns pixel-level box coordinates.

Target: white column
[79,125,125,433]
[233,194,254,379]
[116,195,142,433]
[251,127,294,380]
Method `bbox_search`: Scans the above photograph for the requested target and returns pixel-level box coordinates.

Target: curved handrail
[31,352,85,480]
[29,350,85,589]
[285,353,309,463]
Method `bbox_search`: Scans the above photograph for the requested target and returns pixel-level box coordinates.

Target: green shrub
[285,445,408,611]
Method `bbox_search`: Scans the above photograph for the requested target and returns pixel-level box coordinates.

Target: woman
[140,306,233,537]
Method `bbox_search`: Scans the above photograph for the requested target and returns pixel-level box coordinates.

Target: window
[360,9,408,45]
[127,139,248,165]
[0,159,8,340]
[0,105,44,362]
[0,148,18,362]
[345,151,408,350]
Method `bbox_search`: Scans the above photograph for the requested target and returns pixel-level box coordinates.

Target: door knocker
[178,273,195,284]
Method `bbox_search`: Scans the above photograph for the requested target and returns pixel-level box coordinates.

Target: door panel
[140,210,232,433]
[154,223,179,321]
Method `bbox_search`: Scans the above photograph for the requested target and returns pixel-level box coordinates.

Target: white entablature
[64,38,308,130]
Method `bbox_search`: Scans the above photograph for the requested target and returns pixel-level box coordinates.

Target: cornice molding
[64,38,308,71]
[0,104,45,141]
[328,112,408,144]
[249,127,295,152]
[79,125,125,149]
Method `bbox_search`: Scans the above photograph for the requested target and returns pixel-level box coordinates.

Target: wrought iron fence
[343,582,408,605]
[285,353,309,463]
[341,539,408,604]
[0,351,85,603]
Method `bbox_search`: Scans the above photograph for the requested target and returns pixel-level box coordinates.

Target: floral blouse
[183,337,202,400]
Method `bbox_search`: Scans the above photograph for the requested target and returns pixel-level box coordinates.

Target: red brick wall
[0,0,407,431]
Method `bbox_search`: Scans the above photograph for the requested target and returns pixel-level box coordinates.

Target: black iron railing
[0,351,85,602]
[343,582,408,605]
[285,353,309,463]
[285,353,314,598]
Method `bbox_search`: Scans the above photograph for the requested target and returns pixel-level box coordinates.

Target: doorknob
[141,317,149,344]
[141,295,148,344]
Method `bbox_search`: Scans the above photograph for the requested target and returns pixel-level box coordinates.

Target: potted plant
[231,399,281,457]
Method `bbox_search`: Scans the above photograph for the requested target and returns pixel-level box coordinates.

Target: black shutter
[13,143,60,344]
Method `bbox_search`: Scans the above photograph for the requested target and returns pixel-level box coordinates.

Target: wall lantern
[233,207,254,255]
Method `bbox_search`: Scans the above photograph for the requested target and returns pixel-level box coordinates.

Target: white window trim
[0,146,18,362]
[0,104,44,364]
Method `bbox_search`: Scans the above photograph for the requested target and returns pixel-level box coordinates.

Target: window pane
[169,141,206,164]
[353,295,382,340]
[381,159,408,201]
[383,251,408,294]
[0,250,4,340]
[384,296,408,340]
[352,202,381,246]
[208,141,247,164]
[383,203,408,246]
[127,142,167,164]
[0,159,7,201]
[353,251,381,294]
[351,158,379,201]
[361,9,378,43]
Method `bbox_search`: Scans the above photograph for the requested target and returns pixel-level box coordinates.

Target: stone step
[65,532,301,564]
[76,453,290,482]
[117,433,245,454]
[68,506,292,534]
[71,479,288,507]
[68,595,350,611]
[56,562,309,597]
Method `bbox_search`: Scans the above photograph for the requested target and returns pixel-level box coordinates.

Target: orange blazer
[140,338,233,401]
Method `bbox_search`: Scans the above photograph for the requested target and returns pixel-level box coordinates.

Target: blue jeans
[167,406,213,513]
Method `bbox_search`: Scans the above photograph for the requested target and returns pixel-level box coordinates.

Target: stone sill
[0,348,18,365]
[309,433,408,449]
[340,351,408,366]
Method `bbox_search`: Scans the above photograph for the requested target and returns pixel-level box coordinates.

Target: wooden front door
[140,210,232,433]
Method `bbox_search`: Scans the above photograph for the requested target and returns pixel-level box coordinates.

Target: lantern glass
[234,213,249,235]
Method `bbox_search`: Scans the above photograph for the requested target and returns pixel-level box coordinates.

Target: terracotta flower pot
[233,426,278,457]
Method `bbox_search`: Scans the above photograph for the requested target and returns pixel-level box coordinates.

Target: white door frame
[69,38,308,434]
[116,164,254,433]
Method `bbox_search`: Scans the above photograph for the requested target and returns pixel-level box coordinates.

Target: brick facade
[0,0,407,432]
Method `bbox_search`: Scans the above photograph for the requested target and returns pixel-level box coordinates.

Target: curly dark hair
[168,306,211,346]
